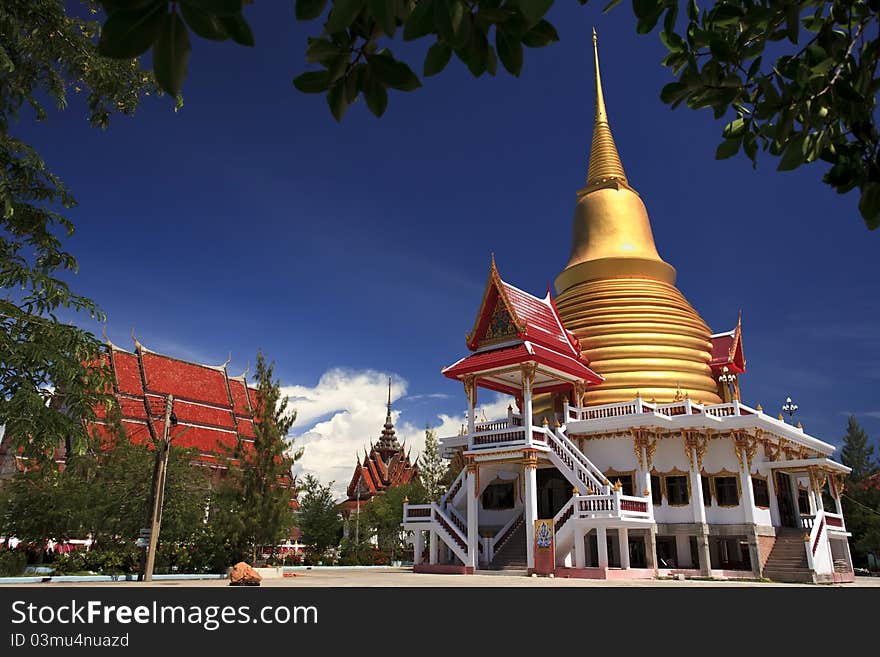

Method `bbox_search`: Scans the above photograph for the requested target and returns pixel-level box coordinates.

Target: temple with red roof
[340,380,418,527]
[0,336,297,509]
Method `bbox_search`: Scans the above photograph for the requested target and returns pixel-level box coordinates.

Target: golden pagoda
[553,30,721,406]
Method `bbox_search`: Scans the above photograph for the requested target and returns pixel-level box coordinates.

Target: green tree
[210,351,302,563]
[840,415,877,482]
[0,431,210,569]
[838,415,880,568]
[1,0,155,459]
[363,480,426,561]
[295,474,343,558]
[93,1,880,229]
[418,424,448,502]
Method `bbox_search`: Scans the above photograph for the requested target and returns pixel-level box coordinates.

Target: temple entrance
[776,472,797,528]
[537,468,570,518]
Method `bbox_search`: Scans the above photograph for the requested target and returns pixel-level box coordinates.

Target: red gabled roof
[96,340,264,463]
[710,314,746,374]
[448,259,602,393]
[443,342,602,395]
[140,351,230,406]
[465,257,581,357]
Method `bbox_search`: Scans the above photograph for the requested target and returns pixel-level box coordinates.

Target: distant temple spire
[376,376,400,452]
[586,28,629,189]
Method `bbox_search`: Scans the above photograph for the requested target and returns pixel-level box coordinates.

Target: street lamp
[718,366,737,401]
[782,396,798,417]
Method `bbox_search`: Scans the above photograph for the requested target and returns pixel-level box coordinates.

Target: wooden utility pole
[144,394,174,583]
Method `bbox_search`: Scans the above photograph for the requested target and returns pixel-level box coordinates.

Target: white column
[597,527,609,569]
[574,528,586,568]
[524,457,538,569]
[740,463,756,525]
[690,447,707,524]
[642,447,654,516]
[618,528,630,570]
[466,379,476,437]
[766,469,781,527]
[413,530,424,565]
[429,530,438,565]
[523,373,534,443]
[466,465,478,569]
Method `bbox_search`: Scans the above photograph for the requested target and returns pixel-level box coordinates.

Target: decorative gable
[479,298,519,346]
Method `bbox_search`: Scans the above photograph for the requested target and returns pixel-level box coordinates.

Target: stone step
[476,569,529,576]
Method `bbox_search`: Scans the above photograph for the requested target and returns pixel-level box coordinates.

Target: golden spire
[586,28,627,189]
[547,30,722,407]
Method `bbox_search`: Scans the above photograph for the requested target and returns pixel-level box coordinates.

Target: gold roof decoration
[586,28,628,190]
[552,30,721,406]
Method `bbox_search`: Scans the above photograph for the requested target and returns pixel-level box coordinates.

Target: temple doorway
[537,468,570,518]
[776,472,797,528]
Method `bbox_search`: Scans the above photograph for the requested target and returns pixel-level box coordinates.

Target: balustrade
[564,397,761,422]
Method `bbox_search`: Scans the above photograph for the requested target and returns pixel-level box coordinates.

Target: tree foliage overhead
[642,0,880,229]
[1,0,154,459]
[93,0,880,230]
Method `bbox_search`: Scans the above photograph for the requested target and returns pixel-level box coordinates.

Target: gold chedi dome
[553,30,721,406]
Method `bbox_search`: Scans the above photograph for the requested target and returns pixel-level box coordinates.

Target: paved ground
[6,569,880,587]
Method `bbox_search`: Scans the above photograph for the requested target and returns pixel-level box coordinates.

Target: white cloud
[282,368,511,498]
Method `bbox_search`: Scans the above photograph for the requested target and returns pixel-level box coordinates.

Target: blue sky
[19,4,878,489]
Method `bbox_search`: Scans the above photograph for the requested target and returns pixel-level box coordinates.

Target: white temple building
[402,33,854,584]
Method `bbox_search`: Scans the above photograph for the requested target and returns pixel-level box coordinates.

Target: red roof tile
[111,350,143,396]
[228,378,251,415]
[141,352,230,406]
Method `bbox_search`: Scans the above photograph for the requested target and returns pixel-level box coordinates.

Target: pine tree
[237,351,302,562]
[841,415,878,482]
[418,425,448,503]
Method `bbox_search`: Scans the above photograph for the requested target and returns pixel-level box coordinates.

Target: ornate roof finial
[586,28,628,189]
[376,376,400,452]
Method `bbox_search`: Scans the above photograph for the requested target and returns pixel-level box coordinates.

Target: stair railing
[539,426,608,494]
[490,511,524,556]
[804,509,833,576]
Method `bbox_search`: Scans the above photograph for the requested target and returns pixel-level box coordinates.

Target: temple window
[650,475,662,505]
[714,476,739,506]
[797,488,810,515]
[665,476,689,506]
[482,482,515,510]
[752,477,770,508]
[701,475,712,506]
[606,473,633,496]
[821,482,836,510]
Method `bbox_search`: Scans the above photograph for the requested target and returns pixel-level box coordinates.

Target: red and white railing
[804,510,833,576]
[539,426,608,494]
[403,501,469,564]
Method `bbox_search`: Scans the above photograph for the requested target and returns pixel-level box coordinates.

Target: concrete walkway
[5,568,879,587]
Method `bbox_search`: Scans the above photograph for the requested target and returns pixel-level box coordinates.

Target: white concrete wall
[576,432,770,528]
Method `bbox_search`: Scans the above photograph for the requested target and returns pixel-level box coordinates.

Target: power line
[843,494,880,517]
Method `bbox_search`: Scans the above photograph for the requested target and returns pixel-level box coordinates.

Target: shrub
[0,549,27,577]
